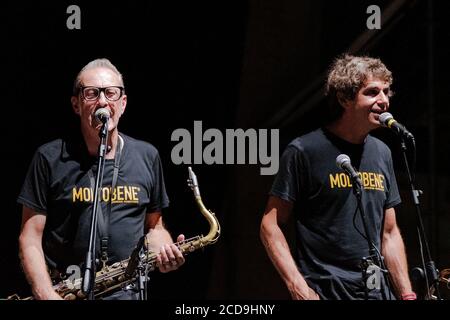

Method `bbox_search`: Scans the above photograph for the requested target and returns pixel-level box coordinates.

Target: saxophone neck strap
[88,134,124,267]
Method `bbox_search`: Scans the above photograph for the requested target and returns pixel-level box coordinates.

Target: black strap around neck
[88,135,123,267]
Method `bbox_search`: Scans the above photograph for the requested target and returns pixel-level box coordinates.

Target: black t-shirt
[270,128,401,300]
[18,133,169,273]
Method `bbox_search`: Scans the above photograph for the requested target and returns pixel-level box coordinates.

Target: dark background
[1,0,449,300]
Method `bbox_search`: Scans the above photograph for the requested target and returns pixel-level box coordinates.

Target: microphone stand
[399,137,441,300]
[352,181,390,300]
[136,249,149,300]
[124,235,148,300]
[81,119,109,300]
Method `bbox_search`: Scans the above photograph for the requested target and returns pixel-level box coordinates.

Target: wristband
[401,292,417,300]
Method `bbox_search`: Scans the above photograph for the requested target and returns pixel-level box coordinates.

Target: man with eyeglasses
[17,58,184,300]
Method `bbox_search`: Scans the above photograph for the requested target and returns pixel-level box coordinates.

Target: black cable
[352,193,394,300]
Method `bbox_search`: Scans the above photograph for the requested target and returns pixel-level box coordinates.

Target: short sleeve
[147,151,170,212]
[17,150,50,213]
[269,145,302,203]
[384,151,401,209]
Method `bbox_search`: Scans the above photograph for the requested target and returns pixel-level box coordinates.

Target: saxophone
[7,167,220,300]
[427,268,450,300]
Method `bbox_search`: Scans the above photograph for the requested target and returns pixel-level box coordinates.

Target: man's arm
[145,211,185,273]
[18,206,62,300]
[260,196,319,300]
[382,207,415,299]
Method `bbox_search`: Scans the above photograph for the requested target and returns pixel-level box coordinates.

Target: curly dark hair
[324,54,393,123]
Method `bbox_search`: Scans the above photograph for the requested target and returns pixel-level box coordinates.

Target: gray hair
[72,58,124,95]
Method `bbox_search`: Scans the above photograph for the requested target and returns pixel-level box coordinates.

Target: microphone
[94,108,110,123]
[379,112,414,140]
[336,154,362,188]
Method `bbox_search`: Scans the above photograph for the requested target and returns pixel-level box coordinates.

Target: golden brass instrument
[434,268,450,299]
[440,268,450,287]
[426,268,450,300]
[7,167,220,300]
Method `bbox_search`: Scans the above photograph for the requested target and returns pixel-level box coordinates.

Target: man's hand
[287,278,320,300]
[33,288,63,300]
[156,234,186,273]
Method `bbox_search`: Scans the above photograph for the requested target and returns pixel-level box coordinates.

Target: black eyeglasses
[79,86,125,101]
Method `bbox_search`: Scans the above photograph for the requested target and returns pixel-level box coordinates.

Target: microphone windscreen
[94,108,110,122]
[379,112,393,126]
[336,154,350,169]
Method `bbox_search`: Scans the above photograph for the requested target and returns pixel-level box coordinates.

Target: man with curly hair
[260,54,415,300]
